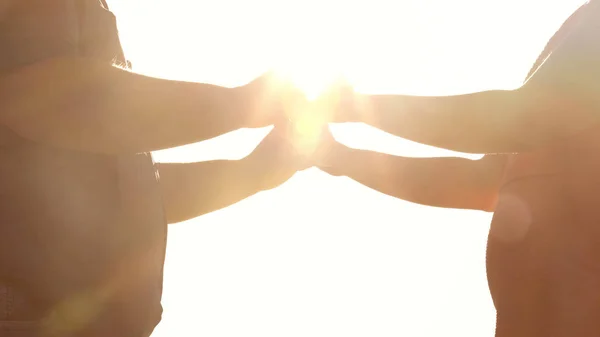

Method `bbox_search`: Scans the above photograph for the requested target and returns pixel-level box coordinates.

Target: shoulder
[517,1,600,143]
[524,1,597,82]
[525,1,600,87]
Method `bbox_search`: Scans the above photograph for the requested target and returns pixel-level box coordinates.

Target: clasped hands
[240,73,359,191]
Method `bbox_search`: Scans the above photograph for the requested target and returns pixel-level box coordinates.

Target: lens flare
[272,61,344,100]
[270,63,355,157]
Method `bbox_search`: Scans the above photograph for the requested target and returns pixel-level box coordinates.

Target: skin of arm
[336,1,600,154]
[158,123,304,224]
[158,160,262,224]
[0,56,282,154]
[317,139,507,212]
[350,89,546,154]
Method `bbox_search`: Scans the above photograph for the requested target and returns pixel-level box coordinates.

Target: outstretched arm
[317,137,506,211]
[158,160,261,224]
[336,1,599,154]
[351,90,539,154]
[158,125,303,224]
[0,56,283,154]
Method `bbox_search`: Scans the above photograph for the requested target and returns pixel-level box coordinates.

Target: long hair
[524,1,592,82]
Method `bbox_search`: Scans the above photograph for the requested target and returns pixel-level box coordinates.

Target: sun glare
[269,63,353,155]
[276,67,342,101]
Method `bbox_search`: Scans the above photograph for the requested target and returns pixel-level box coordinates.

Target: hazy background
[109,0,586,335]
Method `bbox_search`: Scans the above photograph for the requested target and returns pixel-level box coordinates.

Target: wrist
[236,156,267,192]
[334,90,367,123]
[233,84,281,128]
[230,86,254,127]
[316,143,353,176]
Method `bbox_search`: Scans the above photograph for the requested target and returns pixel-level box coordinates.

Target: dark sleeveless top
[0,1,167,336]
[488,1,600,334]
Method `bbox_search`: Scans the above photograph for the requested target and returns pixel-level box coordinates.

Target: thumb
[312,143,348,177]
[315,158,345,177]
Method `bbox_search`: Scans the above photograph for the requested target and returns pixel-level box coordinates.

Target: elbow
[478,203,497,213]
[456,192,498,212]
[478,194,499,213]
[409,190,498,212]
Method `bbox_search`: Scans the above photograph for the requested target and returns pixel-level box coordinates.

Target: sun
[270,65,352,156]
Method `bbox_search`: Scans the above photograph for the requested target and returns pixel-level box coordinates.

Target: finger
[242,71,304,127]
[315,162,344,177]
[312,135,353,176]
[262,124,309,168]
[309,126,337,161]
[313,141,351,177]
[315,78,358,122]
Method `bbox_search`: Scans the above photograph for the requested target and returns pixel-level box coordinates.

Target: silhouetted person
[0,1,304,336]
[316,1,600,336]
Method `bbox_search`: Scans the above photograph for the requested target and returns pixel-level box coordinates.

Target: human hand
[242,121,310,192]
[313,78,364,124]
[236,71,309,128]
[310,126,353,177]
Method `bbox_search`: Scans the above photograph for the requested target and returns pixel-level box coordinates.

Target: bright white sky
[109,0,585,336]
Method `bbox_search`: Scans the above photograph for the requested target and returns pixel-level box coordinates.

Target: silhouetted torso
[487,2,600,335]
[0,1,166,336]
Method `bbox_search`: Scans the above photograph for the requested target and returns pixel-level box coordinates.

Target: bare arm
[342,1,600,154]
[158,125,302,224]
[158,160,261,224]
[0,57,276,154]
[354,90,541,154]
[318,142,506,211]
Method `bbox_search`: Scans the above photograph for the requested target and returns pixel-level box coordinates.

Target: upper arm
[412,1,600,154]
[516,0,600,144]
[462,154,507,211]
[402,153,507,212]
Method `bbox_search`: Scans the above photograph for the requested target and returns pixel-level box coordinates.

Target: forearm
[356,88,552,154]
[0,56,253,154]
[324,146,502,211]
[158,160,262,224]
